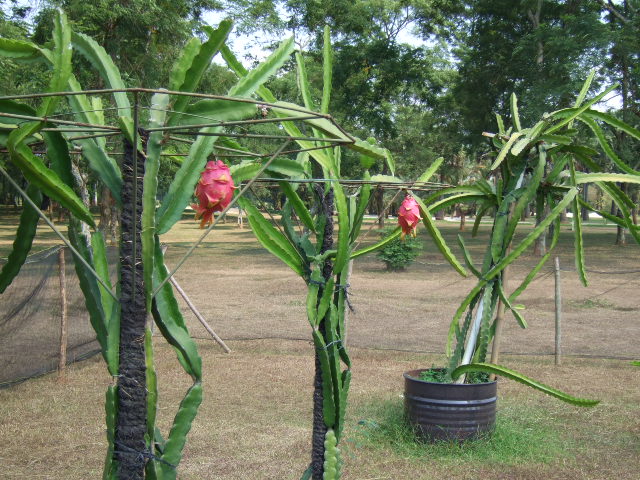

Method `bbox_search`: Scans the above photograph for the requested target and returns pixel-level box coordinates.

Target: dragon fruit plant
[0,13,383,479]
[413,73,640,404]
[227,28,382,477]
[226,28,460,480]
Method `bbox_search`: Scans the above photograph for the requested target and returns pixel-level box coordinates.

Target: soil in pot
[404,368,497,442]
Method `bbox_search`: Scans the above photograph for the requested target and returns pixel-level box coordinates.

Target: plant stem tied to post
[312,184,334,480]
[115,131,148,479]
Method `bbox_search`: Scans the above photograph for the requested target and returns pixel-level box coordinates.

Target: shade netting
[0,246,109,387]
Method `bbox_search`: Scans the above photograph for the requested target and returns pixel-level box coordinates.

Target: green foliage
[0,184,41,293]
[238,197,306,276]
[1,13,323,478]
[152,239,202,380]
[441,0,609,144]
[417,367,448,384]
[32,0,223,88]
[167,21,232,123]
[103,385,118,479]
[376,227,423,271]
[156,382,203,479]
[452,363,599,407]
[156,32,294,234]
[142,91,169,309]
[237,29,409,477]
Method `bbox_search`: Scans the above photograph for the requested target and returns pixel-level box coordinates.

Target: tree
[598,0,640,244]
[31,0,224,87]
[436,0,609,144]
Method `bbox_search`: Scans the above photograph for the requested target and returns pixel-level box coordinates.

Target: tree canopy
[1,0,637,183]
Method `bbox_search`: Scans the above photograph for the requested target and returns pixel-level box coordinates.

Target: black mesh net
[0,246,115,387]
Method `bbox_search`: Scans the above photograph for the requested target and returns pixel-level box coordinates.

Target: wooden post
[342,259,354,347]
[489,274,507,380]
[57,247,68,381]
[554,256,562,366]
[169,275,231,354]
[489,253,511,381]
[160,245,231,352]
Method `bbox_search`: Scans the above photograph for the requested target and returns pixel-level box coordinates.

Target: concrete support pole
[57,247,68,381]
[554,257,562,366]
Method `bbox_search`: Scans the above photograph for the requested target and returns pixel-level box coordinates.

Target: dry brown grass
[1,341,639,479]
[1,211,639,479]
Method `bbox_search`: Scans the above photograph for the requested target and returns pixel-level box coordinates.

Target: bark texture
[311,185,334,480]
[115,132,148,479]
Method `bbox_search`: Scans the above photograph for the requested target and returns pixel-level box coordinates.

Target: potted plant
[400,75,640,442]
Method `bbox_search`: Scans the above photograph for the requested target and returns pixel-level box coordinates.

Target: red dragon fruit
[191,160,235,228]
[398,195,421,239]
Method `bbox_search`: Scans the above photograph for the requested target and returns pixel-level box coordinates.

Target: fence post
[57,247,68,381]
[342,259,354,347]
[554,256,562,366]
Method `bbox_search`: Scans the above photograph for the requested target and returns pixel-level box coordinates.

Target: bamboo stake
[57,247,68,382]
[237,207,244,229]
[342,259,354,347]
[554,257,562,366]
[169,275,231,354]
[489,262,510,381]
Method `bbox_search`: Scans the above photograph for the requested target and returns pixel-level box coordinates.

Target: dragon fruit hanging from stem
[191,160,236,228]
[398,194,421,240]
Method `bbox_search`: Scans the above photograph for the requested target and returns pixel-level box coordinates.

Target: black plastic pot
[403,368,497,442]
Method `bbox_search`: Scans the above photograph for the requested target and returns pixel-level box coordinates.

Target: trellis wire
[245,178,452,190]
[0,87,356,141]
[1,87,362,306]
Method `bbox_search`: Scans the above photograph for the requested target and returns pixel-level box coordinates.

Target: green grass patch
[347,398,573,467]
[570,298,615,309]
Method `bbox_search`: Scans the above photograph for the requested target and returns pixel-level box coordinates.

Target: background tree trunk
[581,184,590,221]
[533,200,548,256]
[615,184,628,245]
[373,185,384,227]
[560,208,568,222]
[457,205,466,231]
[99,186,119,245]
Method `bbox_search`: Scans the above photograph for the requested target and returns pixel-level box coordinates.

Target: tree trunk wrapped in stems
[115,133,148,479]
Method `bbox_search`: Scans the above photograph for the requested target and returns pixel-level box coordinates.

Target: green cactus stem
[323,429,341,480]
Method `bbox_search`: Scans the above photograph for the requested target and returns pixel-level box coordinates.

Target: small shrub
[418,367,489,384]
[376,227,423,271]
[418,367,449,383]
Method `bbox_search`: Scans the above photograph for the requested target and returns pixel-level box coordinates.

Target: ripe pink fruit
[191,160,235,228]
[398,195,421,239]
